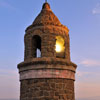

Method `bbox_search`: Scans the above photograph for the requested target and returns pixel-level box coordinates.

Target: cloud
[75,81,100,99]
[0,69,18,76]
[76,71,90,77]
[77,96,100,100]
[0,1,15,10]
[0,69,20,99]
[79,59,100,67]
[92,3,100,14]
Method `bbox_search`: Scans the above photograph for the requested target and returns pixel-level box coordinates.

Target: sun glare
[55,44,62,52]
[55,36,65,53]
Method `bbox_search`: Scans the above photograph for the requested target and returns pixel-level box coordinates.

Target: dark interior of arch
[32,35,41,57]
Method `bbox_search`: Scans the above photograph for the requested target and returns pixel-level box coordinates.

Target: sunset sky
[0,0,100,100]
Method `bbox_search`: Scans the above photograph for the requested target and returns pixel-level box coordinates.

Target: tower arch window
[32,35,41,58]
[55,36,65,58]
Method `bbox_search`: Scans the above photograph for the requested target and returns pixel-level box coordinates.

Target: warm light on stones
[55,36,65,53]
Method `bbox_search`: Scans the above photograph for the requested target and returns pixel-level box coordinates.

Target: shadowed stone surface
[20,79,75,100]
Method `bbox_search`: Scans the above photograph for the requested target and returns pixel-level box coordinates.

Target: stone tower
[18,2,77,100]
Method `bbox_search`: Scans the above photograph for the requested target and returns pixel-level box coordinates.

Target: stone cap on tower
[32,2,62,26]
[26,2,68,31]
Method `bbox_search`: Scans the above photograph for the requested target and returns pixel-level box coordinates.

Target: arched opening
[32,35,41,58]
[55,36,65,58]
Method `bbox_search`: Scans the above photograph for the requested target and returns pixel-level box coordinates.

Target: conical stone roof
[26,2,69,32]
[32,2,62,26]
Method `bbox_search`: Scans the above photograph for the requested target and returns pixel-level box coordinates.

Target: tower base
[20,78,75,100]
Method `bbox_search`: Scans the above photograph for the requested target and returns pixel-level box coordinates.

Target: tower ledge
[18,57,77,69]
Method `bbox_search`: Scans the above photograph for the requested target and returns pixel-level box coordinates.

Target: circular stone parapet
[18,58,77,81]
[20,69,75,80]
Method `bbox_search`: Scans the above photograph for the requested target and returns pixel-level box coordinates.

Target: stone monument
[18,2,77,100]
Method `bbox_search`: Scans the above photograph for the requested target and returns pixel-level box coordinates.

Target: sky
[0,0,100,100]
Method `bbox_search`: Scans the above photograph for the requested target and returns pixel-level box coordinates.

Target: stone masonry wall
[20,79,75,100]
[18,3,77,100]
[24,25,70,61]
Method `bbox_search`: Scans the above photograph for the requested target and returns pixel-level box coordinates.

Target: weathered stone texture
[18,2,77,100]
[20,79,75,100]
[24,2,70,61]
[20,69,75,80]
[24,25,70,61]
